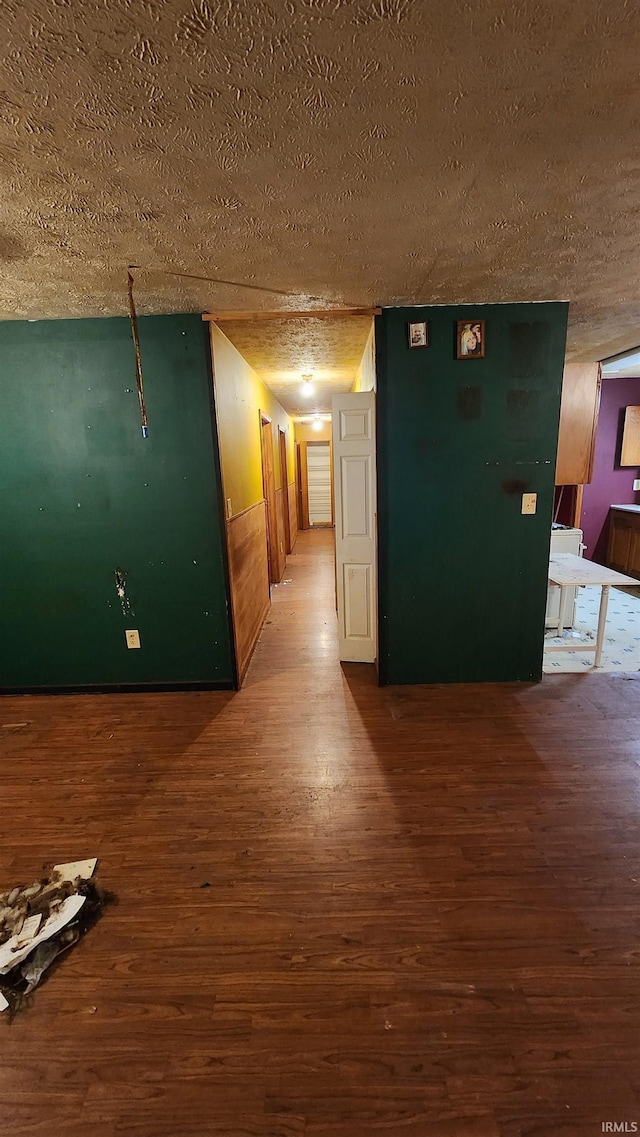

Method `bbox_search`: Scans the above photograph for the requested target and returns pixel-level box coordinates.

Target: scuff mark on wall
[114,567,134,618]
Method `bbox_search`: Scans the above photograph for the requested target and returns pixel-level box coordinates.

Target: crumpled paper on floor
[0,858,106,1016]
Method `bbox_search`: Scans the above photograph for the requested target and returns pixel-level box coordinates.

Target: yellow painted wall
[294,421,332,443]
[210,325,296,518]
[352,322,376,392]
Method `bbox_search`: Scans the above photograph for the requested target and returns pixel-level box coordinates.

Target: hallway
[1,529,640,1136]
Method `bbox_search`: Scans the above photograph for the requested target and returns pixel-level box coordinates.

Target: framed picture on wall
[457,320,485,359]
[408,321,428,348]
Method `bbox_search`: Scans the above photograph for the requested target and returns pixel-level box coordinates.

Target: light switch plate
[226,497,233,519]
[126,629,141,649]
[633,479,640,491]
[521,492,537,515]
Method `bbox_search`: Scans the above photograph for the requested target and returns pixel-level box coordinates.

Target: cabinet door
[629,529,640,579]
[555,363,601,485]
[608,519,631,573]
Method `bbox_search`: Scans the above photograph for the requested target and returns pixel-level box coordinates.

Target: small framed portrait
[408,321,428,348]
[456,320,485,359]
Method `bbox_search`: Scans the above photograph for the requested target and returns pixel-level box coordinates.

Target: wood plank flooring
[1,528,639,1136]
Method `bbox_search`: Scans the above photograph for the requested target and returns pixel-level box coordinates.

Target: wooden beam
[202,307,382,322]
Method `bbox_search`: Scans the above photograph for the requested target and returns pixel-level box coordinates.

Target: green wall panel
[0,313,234,689]
[376,303,568,685]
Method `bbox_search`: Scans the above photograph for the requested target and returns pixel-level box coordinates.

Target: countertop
[610,504,640,515]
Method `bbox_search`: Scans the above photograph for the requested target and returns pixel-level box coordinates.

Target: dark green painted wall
[0,313,234,690]
[376,303,568,685]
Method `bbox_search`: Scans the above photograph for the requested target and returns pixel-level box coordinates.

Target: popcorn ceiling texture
[1,0,639,360]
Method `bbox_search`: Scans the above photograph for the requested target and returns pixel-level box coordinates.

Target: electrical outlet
[521,492,537,515]
[633,479,640,492]
[125,629,141,649]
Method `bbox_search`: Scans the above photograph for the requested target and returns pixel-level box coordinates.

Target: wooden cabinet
[555,363,601,486]
[607,507,640,580]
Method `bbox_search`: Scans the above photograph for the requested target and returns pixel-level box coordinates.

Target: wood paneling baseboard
[288,480,298,550]
[226,501,270,682]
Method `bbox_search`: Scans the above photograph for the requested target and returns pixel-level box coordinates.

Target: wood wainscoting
[288,480,298,550]
[226,501,270,682]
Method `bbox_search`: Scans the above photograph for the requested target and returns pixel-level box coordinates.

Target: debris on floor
[0,858,109,1017]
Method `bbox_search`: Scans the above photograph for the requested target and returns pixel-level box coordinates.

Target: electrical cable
[127,270,149,438]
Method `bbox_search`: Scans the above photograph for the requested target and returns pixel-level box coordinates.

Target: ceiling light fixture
[301,373,314,396]
[312,414,323,432]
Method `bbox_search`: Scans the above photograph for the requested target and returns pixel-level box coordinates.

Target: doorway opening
[544,359,640,674]
[306,440,333,527]
[207,307,380,685]
[296,422,334,532]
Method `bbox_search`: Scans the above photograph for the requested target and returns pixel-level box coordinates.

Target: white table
[546,553,638,668]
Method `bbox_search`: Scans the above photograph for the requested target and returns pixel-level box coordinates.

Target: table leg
[594,585,610,667]
[557,586,570,636]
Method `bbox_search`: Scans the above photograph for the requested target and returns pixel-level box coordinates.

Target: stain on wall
[457,385,482,420]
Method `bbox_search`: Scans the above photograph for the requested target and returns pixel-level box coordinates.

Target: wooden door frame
[278,427,292,555]
[260,414,280,584]
[297,441,310,530]
[299,439,334,528]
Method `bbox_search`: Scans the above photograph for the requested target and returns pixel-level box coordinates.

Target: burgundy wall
[581,376,640,563]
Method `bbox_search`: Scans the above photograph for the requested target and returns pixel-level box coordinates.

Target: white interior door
[307,442,332,524]
[332,391,377,663]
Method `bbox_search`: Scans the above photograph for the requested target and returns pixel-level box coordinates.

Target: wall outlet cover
[633,479,640,491]
[126,629,141,649]
[521,492,537,515]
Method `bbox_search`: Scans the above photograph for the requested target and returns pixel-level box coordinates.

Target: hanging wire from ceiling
[127,270,149,439]
[125,265,329,441]
[127,264,325,301]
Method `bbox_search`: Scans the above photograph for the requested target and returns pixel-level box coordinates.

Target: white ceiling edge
[601,347,640,377]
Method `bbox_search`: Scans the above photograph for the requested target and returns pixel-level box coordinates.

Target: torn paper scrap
[15,914,42,948]
[53,859,98,883]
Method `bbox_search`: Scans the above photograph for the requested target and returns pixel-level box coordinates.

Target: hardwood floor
[1,527,639,1136]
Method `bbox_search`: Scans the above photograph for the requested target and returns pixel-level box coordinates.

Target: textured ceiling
[218,316,372,414]
[2,0,640,360]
